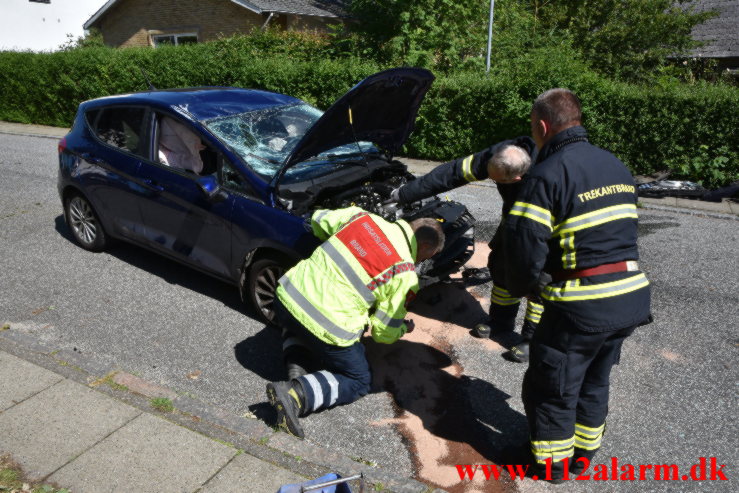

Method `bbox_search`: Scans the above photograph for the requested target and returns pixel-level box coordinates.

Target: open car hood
[272,68,434,187]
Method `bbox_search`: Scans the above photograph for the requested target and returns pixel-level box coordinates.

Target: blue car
[57,68,475,322]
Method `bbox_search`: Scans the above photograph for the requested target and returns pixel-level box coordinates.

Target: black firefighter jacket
[397,136,537,214]
[503,126,651,332]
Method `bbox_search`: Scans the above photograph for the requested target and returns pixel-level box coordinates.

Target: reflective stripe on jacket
[276,207,419,347]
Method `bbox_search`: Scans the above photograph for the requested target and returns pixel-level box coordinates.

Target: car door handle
[143,179,165,192]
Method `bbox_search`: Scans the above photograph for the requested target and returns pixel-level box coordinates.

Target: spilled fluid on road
[366,243,519,493]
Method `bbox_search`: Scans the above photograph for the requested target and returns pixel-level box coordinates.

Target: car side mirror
[197,176,228,202]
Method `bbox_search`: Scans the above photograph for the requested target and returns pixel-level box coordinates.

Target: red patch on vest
[336,216,402,277]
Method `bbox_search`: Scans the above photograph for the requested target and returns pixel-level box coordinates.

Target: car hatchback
[57,68,475,322]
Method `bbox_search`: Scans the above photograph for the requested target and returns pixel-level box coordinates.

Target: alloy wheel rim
[69,197,97,246]
[255,265,284,320]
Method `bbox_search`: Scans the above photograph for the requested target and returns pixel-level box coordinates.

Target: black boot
[282,329,313,380]
[266,380,306,438]
[505,340,530,363]
[472,323,491,338]
[284,348,311,380]
[286,361,308,381]
[520,319,538,341]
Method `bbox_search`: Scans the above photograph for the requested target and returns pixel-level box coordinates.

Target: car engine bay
[279,160,476,283]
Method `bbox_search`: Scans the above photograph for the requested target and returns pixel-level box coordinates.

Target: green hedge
[411,49,739,188]
[1,43,737,187]
[0,45,379,127]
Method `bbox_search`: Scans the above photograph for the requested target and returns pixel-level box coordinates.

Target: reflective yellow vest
[276,207,419,347]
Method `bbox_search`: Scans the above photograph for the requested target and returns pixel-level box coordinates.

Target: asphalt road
[1,132,737,492]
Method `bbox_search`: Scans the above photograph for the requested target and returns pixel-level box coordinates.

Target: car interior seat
[158,116,206,174]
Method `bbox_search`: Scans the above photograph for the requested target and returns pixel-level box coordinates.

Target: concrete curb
[0,330,443,493]
[0,121,69,139]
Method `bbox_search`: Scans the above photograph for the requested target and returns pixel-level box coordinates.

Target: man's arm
[397,137,535,204]
[503,176,553,297]
[369,277,418,344]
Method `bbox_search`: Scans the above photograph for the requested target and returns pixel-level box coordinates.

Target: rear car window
[90,107,148,158]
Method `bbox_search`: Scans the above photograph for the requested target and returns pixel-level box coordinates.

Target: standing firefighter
[390,138,542,360]
[503,89,651,482]
[266,206,444,439]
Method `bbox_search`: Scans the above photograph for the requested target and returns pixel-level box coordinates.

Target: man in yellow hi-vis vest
[266,206,445,438]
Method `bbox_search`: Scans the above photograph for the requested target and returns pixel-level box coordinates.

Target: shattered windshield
[204,103,377,180]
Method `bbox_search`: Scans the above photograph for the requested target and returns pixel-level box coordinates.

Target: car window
[91,107,148,158]
[84,109,101,130]
[221,158,257,198]
[155,114,211,175]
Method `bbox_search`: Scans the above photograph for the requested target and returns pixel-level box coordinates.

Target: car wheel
[247,256,288,324]
[65,194,108,251]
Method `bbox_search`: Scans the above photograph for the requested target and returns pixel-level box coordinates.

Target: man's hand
[390,187,401,203]
[535,272,552,294]
[404,319,415,334]
[382,187,402,205]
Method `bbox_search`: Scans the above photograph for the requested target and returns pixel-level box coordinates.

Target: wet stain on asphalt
[365,243,520,493]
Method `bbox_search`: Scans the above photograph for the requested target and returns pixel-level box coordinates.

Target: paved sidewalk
[0,333,441,493]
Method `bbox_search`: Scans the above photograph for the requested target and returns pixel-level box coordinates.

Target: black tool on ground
[462,266,491,285]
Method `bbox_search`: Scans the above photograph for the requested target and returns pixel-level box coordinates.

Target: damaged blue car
[57,68,475,322]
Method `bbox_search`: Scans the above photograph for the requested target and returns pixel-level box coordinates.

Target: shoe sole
[266,383,305,439]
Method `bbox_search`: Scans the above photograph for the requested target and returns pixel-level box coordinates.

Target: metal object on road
[277,472,364,493]
[637,180,706,199]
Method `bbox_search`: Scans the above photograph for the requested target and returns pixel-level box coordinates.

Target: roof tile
[688,0,739,58]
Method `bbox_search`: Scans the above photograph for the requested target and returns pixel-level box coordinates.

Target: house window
[152,33,198,47]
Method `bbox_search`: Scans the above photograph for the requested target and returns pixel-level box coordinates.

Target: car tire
[247,256,288,324]
[64,193,108,251]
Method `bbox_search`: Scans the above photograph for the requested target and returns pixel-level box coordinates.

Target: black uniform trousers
[522,305,636,476]
[487,222,542,338]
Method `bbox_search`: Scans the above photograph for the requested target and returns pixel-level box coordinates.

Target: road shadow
[234,326,287,422]
[54,214,253,317]
[54,214,77,243]
[365,338,529,468]
[411,279,489,329]
[233,327,284,382]
[410,280,522,351]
